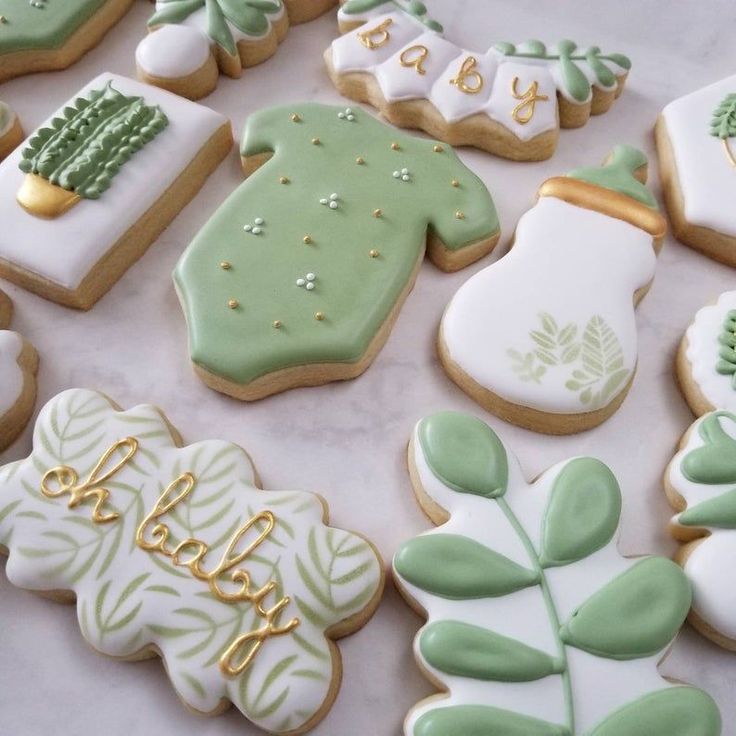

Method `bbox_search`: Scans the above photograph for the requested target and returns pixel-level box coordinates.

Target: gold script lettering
[449,56,484,94]
[357,18,392,50]
[510,76,549,124]
[399,44,429,75]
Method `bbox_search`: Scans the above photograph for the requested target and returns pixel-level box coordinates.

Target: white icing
[0,74,227,291]
[398,424,685,734]
[441,197,657,415]
[662,74,736,238]
[136,24,211,79]
[685,291,736,412]
[0,330,24,416]
[0,389,382,733]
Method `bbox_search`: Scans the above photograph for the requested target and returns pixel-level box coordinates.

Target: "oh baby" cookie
[0,73,232,309]
[656,74,736,266]
[0,388,384,734]
[325,9,631,161]
[174,102,500,400]
[439,146,667,434]
[395,410,722,736]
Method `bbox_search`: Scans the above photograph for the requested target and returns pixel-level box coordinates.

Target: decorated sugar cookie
[395,410,721,735]
[0,388,383,734]
[0,289,39,452]
[0,101,23,161]
[656,75,736,266]
[665,410,736,651]
[136,0,338,100]
[0,0,135,83]
[325,11,631,161]
[439,146,667,434]
[0,74,232,310]
[174,102,500,400]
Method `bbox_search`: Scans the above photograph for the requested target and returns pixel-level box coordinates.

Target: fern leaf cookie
[0,0,135,83]
[0,101,23,161]
[439,146,667,434]
[0,74,232,310]
[325,9,630,161]
[0,388,384,734]
[136,0,338,100]
[174,103,500,400]
[0,289,39,452]
[656,75,736,266]
[395,410,722,736]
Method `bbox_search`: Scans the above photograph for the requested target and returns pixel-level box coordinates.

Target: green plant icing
[567,145,658,208]
[681,411,736,486]
[18,82,168,199]
[340,0,443,31]
[710,93,736,167]
[716,309,736,385]
[493,40,630,103]
[148,0,283,56]
[394,411,717,735]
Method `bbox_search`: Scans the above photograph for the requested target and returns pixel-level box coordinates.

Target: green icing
[340,0,443,31]
[19,82,167,199]
[414,705,570,736]
[560,557,691,660]
[148,0,283,57]
[710,93,736,167]
[567,145,658,208]
[540,457,621,568]
[0,0,111,54]
[716,310,736,385]
[174,104,498,385]
[679,488,736,528]
[417,411,508,498]
[420,620,563,682]
[681,411,736,485]
[588,687,721,736]
[393,533,539,599]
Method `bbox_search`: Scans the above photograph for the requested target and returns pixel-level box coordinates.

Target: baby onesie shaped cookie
[0,101,23,162]
[656,75,736,266]
[0,73,232,310]
[0,289,38,452]
[395,410,722,736]
[0,0,135,83]
[440,146,667,434]
[174,102,500,400]
[0,388,384,734]
[325,11,631,161]
[136,0,338,100]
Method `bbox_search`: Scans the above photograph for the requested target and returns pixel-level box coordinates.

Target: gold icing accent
[399,44,429,75]
[373,208,382,218]
[510,77,549,125]
[17,173,81,219]
[279,176,290,184]
[449,56,483,94]
[311,137,320,145]
[369,249,379,258]
[41,438,139,523]
[315,312,325,321]
[455,210,465,220]
[356,156,365,165]
[290,113,301,122]
[357,18,392,50]
[228,298,239,309]
[303,235,313,244]
[390,142,400,150]
[220,261,231,270]
[451,179,459,187]
[273,320,282,329]
[433,144,444,153]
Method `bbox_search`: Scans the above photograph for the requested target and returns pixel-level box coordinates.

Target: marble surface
[1,1,735,734]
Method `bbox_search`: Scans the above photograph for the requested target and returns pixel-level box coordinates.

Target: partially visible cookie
[0,101,23,162]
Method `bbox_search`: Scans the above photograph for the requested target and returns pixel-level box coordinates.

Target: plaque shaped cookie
[0,74,232,310]
[0,101,23,161]
[0,0,135,83]
[395,411,721,736]
[0,388,384,734]
[439,146,667,434]
[656,74,736,266]
[325,10,631,161]
[174,102,500,400]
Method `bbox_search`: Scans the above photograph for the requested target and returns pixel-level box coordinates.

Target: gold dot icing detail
[373,208,382,218]
[290,113,301,122]
[303,235,313,244]
[455,211,465,220]
[391,142,400,151]
[369,249,380,258]
[311,137,320,145]
[433,144,444,153]
[451,179,460,188]
[356,156,365,165]
[220,261,231,270]
[279,176,290,184]
[228,298,239,309]
[273,320,282,329]
[315,312,325,321]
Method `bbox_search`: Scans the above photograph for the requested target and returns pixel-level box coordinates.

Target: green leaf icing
[174,104,499,386]
[681,411,736,485]
[414,705,571,736]
[679,488,736,528]
[18,82,168,200]
[560,557,691,660]
[567,145,658,208]
[417,411,508,498]
[340,0,443,31]
[420,620,563,682]
[394,533,539,599]
[540,457,621,567]
[710,93,736,167]
[715,310,736,385]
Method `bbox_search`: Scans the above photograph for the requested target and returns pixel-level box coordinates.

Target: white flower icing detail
[243,217,265,234]
[337,107,356,121]
[319,193,339,209]
[393,167,411,181]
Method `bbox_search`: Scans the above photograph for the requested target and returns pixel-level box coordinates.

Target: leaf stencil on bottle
[395,411,720,735]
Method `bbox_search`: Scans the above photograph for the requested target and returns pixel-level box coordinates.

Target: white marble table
[1,1,734,733]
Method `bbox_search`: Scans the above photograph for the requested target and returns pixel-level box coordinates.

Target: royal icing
[0,388,383,733]
[337,0,442,31]
[174,103,499,398]
[395,411,721,736]
[440,147,666,423]
[0,74,228,301]
[136,23,211,79]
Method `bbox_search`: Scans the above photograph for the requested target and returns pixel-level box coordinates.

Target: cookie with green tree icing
[395,410,722,736]
[174,102,500,400]
[0,388,383,734]
[656,75,736,266]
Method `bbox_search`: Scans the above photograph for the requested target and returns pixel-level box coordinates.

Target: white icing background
[0,1,734,733]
